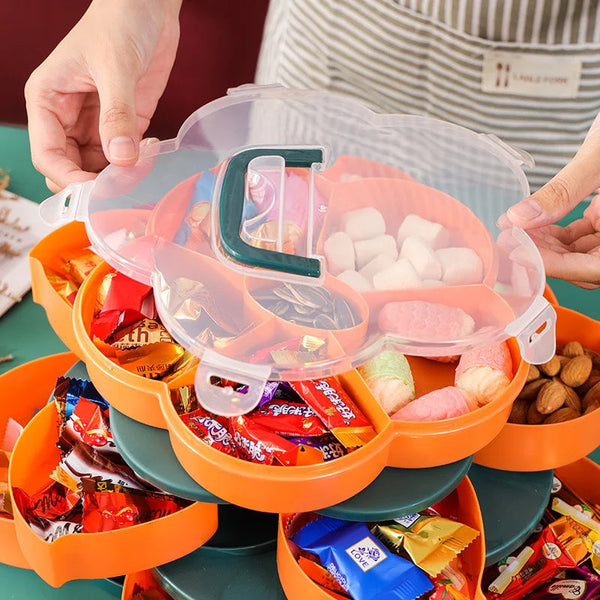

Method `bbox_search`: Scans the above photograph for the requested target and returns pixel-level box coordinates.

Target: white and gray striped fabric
[256,0,600,192]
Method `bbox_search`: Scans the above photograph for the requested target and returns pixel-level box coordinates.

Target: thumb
[506,116,600,229]
[96,67,140,166]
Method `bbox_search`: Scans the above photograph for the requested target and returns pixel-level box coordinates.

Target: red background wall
[0,0,269,139]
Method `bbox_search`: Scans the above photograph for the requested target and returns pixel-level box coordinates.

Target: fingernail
[496,213,510,229]
[108,136,137,162]
[508,199,542,221]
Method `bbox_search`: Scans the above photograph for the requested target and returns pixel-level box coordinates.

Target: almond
[536,381,567,414]
[527,402,546,425]
[543,407,580,424]
[539,355,561,377]
[561,341,584,357]
[557,355,570,370]
[583,381,600,410]
[577,369,600,395]
[584,348,600,370]
[518,378,548,400]
[560,355,593,387]
[526,364,541,383]
[563,385,582,412]
[508,399,529,424]
[584,401,600,415]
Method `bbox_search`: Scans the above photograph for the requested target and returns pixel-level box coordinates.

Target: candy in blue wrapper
[291,516,433,600]
[53,376,109,421]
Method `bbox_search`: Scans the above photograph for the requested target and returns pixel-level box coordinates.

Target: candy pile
[12,377,190,540]
[483,474,600,599]
[92,270,197,381]
[286,501,480,600]
[358,342,513,421]
[171,376,377,465]
[325,208,483,292]
[45,247,103,306]
[129,574,173,600]
[509,341,600,425]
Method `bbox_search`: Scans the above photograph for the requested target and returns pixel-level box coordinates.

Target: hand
[25,0,182,192]
[501,113,600,289]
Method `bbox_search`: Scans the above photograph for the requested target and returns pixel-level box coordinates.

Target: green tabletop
[0,124,599,598]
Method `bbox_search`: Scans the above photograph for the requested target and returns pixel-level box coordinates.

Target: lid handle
[218,147,323,278]
[194,349,271,416]
[504,295,556,365]
[39,181,93,226]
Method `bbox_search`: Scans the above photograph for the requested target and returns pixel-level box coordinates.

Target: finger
[570,281,600,290]
[45,177,61,194]
[583,193,600,230]
[94,60,140,167]
[539,246,600,285]
[506,114,600,229]
[569,233,600,253]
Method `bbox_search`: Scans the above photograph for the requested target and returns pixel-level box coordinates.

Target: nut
[584,401,600,415]
[577,369,600,395]
[518,378,548,400]
[560,355,593,388]
[583,381,600,410]
[557,355,570,370]
[508,399,529,424]
[539,356,561,377]
[536,381,567,414]
[585,348,600,370]
[527,401,546,425]
[543,407,580,424]
[561,341,584,357]
[526,364,540,383]
[563,385,582,412]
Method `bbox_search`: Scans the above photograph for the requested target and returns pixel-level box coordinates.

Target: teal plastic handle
[218,147,324,278]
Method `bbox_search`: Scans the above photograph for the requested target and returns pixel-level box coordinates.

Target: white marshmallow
[354,235,398,269]
[373,258,421,290]
[400,236,442,280]
[324,231,355,276]
[343,207,386,241]
[359,254,395,283]
[337,270,373,292]
[436,247,483,286]
[397,214,449,249]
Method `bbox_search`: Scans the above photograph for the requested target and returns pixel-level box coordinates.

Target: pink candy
[391,386,473,422]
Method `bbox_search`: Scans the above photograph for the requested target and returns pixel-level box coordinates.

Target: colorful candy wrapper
[550,476,600,522]
[180,409,239,457]
[251,399,328,438]
[63,248,103,285]
[291,516,433,600]
[53,376,109,424]
[230,415,323,466]
[524,565,600,599]
[46,270,78,305]
[251,336,328,366]
[298,555,351,597]
[549,516,592,565]
[27,515,83,542]
[162,351,199,383]
[170,385,200,415]
[288,434,347,462]
[12,480,81,522]
[95,339,185,379]
[81,479,184,533]
[485,527,577,599]
[289,377,376,449]
[373,511,480,577]
[108,318,174,349]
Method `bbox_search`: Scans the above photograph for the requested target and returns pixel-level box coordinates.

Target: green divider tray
[110,401,473,517]
[468,464,554,566]
[317,457,473,521]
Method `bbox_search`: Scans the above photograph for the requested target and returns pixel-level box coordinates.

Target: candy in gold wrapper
[549,516,592,565]
[162,351,199,384]
[46,270,78,306]
[588,530,600,574]
[63,248,103,285]
[249,219,302,255]
[96,339,185,379]
[170,385,199,415]
[109,318,174,350]
[373,512,480,577]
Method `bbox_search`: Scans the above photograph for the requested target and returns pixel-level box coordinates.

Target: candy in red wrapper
[230,416,323,466]
[180,409,239,457]
[289,377,376,448]
[81,479,183,533]
[486,527,577,599]
[100,272,153,314]
[524,566,600,599]
[12,480,81,522]
[251,399,328,438]
[28,515,83,542]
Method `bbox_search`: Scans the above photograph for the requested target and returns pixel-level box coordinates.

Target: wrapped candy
[357,350,415,415]
[455,342,513,406]
[391,387,476,422]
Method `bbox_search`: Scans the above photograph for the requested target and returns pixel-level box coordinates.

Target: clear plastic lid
[41,84,556,415]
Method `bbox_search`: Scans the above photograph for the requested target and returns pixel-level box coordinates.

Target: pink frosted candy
[391,386,472,422]
[378,301,475,341]
[455,341,513,406]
